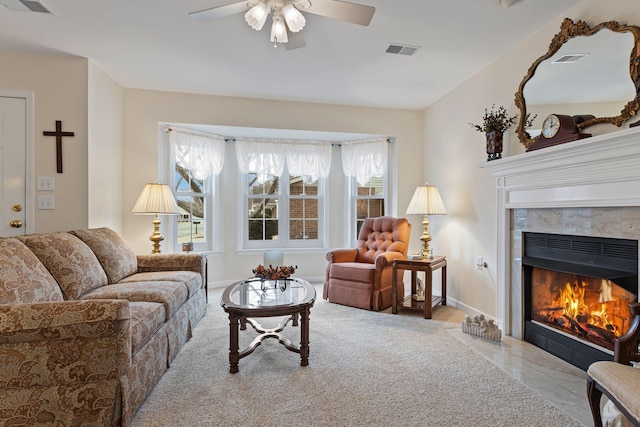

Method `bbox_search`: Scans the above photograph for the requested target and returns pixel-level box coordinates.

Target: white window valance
[170,128,225,180]
[342,138,388,185]
[286,141,332,184]
[236,138,332,185]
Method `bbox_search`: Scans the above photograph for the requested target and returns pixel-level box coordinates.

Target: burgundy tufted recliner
[323,216,411,311]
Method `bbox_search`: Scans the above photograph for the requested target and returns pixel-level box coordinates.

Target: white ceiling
[0,0,584,110]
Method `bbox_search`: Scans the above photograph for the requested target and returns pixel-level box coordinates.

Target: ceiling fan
[189,0,375,50]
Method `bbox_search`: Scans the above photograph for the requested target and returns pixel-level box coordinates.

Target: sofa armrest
[0,299,132,387]
[137,253,206,277]
[326,248,358,264]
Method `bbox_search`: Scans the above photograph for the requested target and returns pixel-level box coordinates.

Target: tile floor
[449,328,592,426]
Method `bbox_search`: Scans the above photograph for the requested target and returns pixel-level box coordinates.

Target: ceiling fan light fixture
[270,9,288,45]
[245,1,270,31]
[282,3,305,32]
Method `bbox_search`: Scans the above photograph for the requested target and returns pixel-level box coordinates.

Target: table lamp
[405,183,447,258]
[132,182,180,254]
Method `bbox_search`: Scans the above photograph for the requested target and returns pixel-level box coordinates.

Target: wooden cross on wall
[43,120,75,173]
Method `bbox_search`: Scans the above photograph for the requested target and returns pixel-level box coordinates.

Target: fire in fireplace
[530,268,635,351]
[523,232,638,370]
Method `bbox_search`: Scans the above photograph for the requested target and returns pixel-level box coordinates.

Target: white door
[0,96,26,236]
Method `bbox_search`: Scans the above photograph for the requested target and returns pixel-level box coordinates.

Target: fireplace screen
[530,267,637,351]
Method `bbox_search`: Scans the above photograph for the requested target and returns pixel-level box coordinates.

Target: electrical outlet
[38,195,54,210]
[37,176,54,191]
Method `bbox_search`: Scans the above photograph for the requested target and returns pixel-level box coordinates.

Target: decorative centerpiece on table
[469,104,517,161]
[252,264,297,291]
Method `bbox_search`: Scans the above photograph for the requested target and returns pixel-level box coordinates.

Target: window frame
[161,128,220,253]
[240,169,326,250]
[346,174,389,247]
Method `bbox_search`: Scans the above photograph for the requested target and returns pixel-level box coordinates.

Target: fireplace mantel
[481,127,640,335]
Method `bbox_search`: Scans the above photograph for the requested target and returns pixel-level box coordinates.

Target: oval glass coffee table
[220,277,316,373]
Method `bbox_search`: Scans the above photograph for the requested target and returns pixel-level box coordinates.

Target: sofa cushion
[0,238,63,304]
[128,301,166,354]
[81,282,188,319]
[18,232,108,300]
[71,228,137,284]
[119,271,202,297]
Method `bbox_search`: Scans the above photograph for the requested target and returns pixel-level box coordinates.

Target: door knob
[12,204,22,212]
[9,220,23,228]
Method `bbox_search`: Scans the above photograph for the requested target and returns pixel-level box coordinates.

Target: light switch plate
[38,195,54,210]
[37,176,54,191]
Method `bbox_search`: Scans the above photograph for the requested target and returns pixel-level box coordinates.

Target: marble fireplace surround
[483,127,640,339]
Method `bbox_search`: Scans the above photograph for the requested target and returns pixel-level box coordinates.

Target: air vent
[386,43,419,56]
[1,0,52,13]
[553,54,589,64]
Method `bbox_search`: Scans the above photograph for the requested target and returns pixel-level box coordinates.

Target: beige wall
[0,51,88,232]
[423,0,640,317]
[88,62,124,231]
[122,89,424,282]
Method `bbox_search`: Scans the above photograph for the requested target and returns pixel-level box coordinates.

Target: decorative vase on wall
[486,130,503,161]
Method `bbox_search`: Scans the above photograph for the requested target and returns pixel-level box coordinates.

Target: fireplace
[482,127,640,363]
[522,232,638,370]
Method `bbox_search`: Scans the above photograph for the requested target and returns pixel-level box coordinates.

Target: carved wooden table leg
[300,307,311,366]
[228,314,240,374]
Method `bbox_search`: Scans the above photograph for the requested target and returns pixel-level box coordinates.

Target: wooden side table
[392,256,447,319]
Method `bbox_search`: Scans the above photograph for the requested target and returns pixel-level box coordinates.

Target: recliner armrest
[375,252,407,268]
[326,248,358,263]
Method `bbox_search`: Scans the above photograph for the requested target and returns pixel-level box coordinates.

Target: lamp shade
[270,9,288,43]
[282,3,305,32]
[245,1,270,31]
[131,183,180,215]
[406,185,447,215]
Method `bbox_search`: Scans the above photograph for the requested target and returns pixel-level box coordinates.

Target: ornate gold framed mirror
[515,18,640,149]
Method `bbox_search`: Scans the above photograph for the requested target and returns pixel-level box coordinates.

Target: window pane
[304,180,318,196]
[265,219,279,240]
[290,199,303,218]
[304,219,318,239]
[175,170,190,192]
[290,219,303,239]
[174,165,204,194]
[248,220,264,241]
[289,176,319,196]
[290,219,318,240]
[369,200,384,217]
[369,177,384,196]
[290,177,304,195]
[306,199,318,217]
[176,195,206,244]
[357,177,383,197]
[248,198,264,219]
[264,198,279,219]
[356,200,369,219]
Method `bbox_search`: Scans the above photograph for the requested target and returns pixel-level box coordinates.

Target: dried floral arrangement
[252,264,297,280]
[469,104,517,134]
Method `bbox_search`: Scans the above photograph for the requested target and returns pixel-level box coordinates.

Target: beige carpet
[131,285,581,427]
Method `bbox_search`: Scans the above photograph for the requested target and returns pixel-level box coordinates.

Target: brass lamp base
[419,214,432,258]
[149,215,164,254]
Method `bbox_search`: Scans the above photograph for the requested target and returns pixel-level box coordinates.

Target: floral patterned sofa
[0,227,207,426]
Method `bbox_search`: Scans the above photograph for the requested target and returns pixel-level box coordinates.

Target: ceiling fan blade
[285,30,306,50]
[189,1,249,21]
[304,0,375,26]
